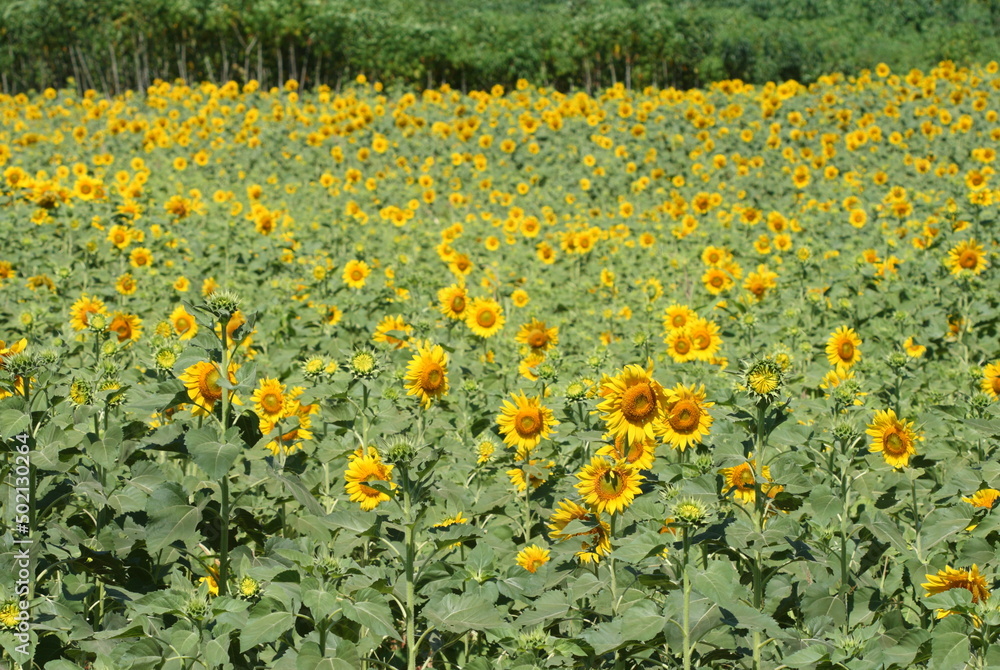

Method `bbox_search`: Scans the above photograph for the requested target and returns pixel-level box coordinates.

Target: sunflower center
[710,275,724,288]
[674,338,691,355]
[451,296,465,312]
[621,383,655,421]
[884,430,908,455]
[351,269,363,281]
[203,368,222,400]
[176,316,191,332]
[477,309,496,328]
[693,333,709,349]
[736,466,756,490]
[838,340,855,360]
[992,378,1000,395]
[669,400,700,432]
[261,392,283,414]
[422,365,444,391]
[528,330,548,348]
[708,252,720,263]
[516,408,542,436]
[959,250,978,269]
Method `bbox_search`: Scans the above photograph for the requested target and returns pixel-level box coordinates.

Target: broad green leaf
[240,611,294,652]
[931,631,972,670]
[425,592,504,632]
[341,597,396,638]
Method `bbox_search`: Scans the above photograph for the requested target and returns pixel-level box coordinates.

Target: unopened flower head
[744,357,783,402]
[205,289,242,319]
[349,348,380,380]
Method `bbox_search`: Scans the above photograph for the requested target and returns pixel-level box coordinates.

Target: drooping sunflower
[437,283,468,320]
[179,360,242,417]
[372,314,413,349]
[826,326,862,370]
[466,297,505,338]
[343,259,371,288]
[980,362,1000,400]
[687,318,722,361]
[344,447,395,511]
[664,328,697,364]
[596,432,657,470]
[574,456,644,515]
[516,318,559,353]
[496,390,558,452]
[660,384,714,451]
[962,489,1000,509]
[946,239,988,276]
[866,409,919,468]
[70,294,108,331]
[507,458,554,491]
[922,565,991,613]
[547,498,611,563]
[518,351,546,382]
[170,305,199,340]
[596,364,668,444]
[719,456,779,505]
[404,343,449,409]
[515,545,551,573]
[107,312,142,343]
[252,377,286,422]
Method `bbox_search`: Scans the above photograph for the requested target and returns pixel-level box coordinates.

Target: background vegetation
[3,0,1000,95]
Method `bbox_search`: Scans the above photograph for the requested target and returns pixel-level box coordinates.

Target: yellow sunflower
[515,545,551,573]
[170,305,199,340]
[660,384,714,451]
[343,259,371,288]
[496,390,558,452]
[465,297,505,338]
[596,364,668,444]
[596,432,657,470]
[719,456,779,505]
[574,456,644,515]
[107,312,142,342]
[518,351,546,381]
[516,318,559,353]
[372,314,413,349]
[962,489,1000,509]
[922,565,991,614]
[662,304,697,332]
[404,343,449,408]
[665,328,697,364]
[866,409,919,468]
[687,318,722,361]
[904,336,926,358]
[507,458,554,491]
[946,239,988,276]
[702,268,732,295]
[826,326,862,370]
[437,283,468,320]
[69,294,108,331]
[179,360,242,417]
[344,447,395,511]
[252,378,286,422]
[981,362,1000,400]
[547,498,611,563]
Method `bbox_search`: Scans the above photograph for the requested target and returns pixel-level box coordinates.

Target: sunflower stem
[402,466,417,670]
[609,513,618,617]
[682,525,692,670]
[218,316,231,597]
[523,476,532,542]
[752,400,768,670]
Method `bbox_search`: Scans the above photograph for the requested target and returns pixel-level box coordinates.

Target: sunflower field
[2,61,1000,669]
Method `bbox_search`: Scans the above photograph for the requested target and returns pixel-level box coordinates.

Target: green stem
[682,525,692,670]
[219,317,231,596]
[609,513,618,617]
[403,468,417,670]
[523,473,532,542]
[752,400,768,670]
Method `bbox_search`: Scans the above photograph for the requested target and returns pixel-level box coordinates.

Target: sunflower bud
[88,313,108,332]
[384,435,417,465]
[833,420,856,442]
[462,379,480,393]
[155,348,178,372]
[537,362,558,382]
[971,393,992,410]
[100,379,127,408]
[672,497,710,525]
[886,352,907,371]
[69,378,93,406]
[100,340,117,357]
[743,357,783,402]
[301,356,327,379]
[19,312,33,327]
[36,349,57,366]
[348,349,380,380]
[185,597,209,621]
[205,289,242,320]
[694,453,715,473]
[237,576,261,599]
[6,352,37,379]
[565,380,587,402]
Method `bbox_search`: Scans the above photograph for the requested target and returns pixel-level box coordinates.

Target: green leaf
[692,560,740,603]
[780,645,829,667]
[931,631,971,670]
[425,592,504,632]
[341,597,396,638]
[619,600,665,642]
[240,610,294,652]
[580,621,625,655]
[1,410,29,439]
[919,507,969,552]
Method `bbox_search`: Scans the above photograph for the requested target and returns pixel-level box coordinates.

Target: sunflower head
[349,349,381,380]
[205,289,243,320]
[671,497,711,525]
[743,357,783,402]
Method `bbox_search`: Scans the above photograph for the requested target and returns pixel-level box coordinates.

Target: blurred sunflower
[107,312,142,342]
[344,447,395,511]
[515,545,551,573]
[70,294,108,331]
[866,409,919,468]
[574,456,644,515]
[826,326,862,370]
[922,565,990,619]
[662,304,697,332]
[596,432,657,470]
[507,458,553,491]
[660,384,714,451]
[496,390,557,452]
[372,315,413,349]
[946,239,988,276]
[980,362,1000,400]
[516,318,559,353]
[343,259,371,288]
[404,343,449,408]
[597,364,667,444]
[252,378,286,422]
[719,456,780,505]
[170,305,199,340]
[466,297,505,338]
[437,283,467,320]
[687,318,722,361]
[962,489,1000,509]
[665,328,697,364]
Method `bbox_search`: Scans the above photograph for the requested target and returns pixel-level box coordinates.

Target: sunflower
[687,318,722,361]
[744,357,784,401]
[437,283,467,320]
[660,384,714,451]
[0,338,28,369]
[719,456,779,505]
[515,545,551,573]
[115,272,137,296]
[404,343,449,408]
[946,239,988,276]
[826,326,862,370]
[261,389,317,455]
[252,378,286,422]
[343,259,371,288]
[69,294,108,331]
[518,351,546,381]
[170,305,199,340]
[547,498,611,563]
[665,328,697,364]
[507,458,554,491]
[0,602,19,629]
[980,362,1000,400]
[129,247,153,268]
[575,456,644,515]
[466,297,505,338]
[597,364,668,444]
[922,565,990,608]
[866,409,919,468]
[179,360,242,417]
[344,447,395,511]
[702,268,732,295]
[516,318,559,353]
[904,336,926,358]
[496,390,558,452]
[372,314,413,349]
[108,312,142,342]
[962,489,1000,509]
[662,304,697,332]
[596,432,657,470]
